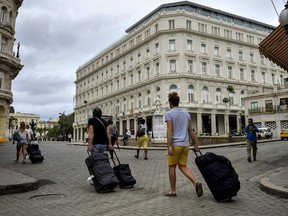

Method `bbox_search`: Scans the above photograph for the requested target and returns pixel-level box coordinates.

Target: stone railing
[0,51,21,64]
[249,105,288,115]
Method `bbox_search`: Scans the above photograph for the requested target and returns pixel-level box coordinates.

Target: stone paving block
[0,141,288,215]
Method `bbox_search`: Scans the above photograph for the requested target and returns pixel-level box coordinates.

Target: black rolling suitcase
[111,151,136,188]
[27,144,44,163]
[193,150,240,202]
[85,152,119,192]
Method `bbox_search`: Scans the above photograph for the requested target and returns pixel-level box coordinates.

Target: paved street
[0,141,288,216]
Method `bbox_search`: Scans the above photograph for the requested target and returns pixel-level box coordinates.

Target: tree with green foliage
[58,112,74,136]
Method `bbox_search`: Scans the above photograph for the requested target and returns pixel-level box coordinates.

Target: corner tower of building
[0,0,24,137]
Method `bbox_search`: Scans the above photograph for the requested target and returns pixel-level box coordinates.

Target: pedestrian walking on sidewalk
[87,108,113,155]
[135,119,148,160]
[121,129,131,146]
[164,92,203,197]
[25,125,33,145]
[108,119,118,159]
[15,122,30,164]
[244,118,259,162]
[68,133,72,143]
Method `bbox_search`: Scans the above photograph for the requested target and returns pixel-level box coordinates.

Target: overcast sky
[13,0,285,120]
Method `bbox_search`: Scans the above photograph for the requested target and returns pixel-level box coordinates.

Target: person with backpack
[135,119,148,160]
[87,108,113,155]
[14,122,30,164]
[108,119,118,159]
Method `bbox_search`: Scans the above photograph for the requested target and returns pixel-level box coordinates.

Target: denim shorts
[93,144,107,155]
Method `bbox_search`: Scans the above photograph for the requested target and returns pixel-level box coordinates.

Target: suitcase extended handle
[111,150,121,167]
[192,149,203,157]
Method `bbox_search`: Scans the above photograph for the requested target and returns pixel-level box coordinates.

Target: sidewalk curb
[0,168,39,196]
[66,139,279,150]
[259,168,288,199]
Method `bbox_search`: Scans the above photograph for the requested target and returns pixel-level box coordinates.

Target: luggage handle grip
[87,150,93,156]
[192,149,202,157]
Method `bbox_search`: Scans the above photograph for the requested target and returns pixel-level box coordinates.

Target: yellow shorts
[136,134,148,149]
[167,146,189,166]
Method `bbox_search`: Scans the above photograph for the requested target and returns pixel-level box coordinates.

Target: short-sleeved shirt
[109,125,118,138]
[244,125,259,141]
[164,108,190,146]
[26,128,33,139]
[88,117,108,145]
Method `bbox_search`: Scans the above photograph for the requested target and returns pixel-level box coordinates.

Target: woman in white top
[16,122,30,164]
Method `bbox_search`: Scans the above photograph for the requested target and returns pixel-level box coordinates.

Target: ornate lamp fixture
[279,1,288,34]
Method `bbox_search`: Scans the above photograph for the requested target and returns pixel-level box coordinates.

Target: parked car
[280,129,288,140]
[57,135,66,141]
[257,128,273,139]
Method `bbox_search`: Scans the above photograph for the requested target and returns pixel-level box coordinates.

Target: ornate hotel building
[73,1,286,141]
[0,0,23,137]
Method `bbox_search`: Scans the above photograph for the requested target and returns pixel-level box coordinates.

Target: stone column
[197,112,202,135]
[80,127,83,142]
[73,128,76,141]
[211,113,216,135]
[236,114,241,132]
[119,120,123,136]
[224,114,229,134]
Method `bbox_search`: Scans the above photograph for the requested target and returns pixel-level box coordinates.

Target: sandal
[165,192,177,197]
[144,157,148,160]
[134,155,139,159]
[195,182,203,197]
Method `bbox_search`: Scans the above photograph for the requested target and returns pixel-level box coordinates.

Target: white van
[257,128,273,139]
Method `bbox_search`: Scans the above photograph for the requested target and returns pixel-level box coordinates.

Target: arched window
[202,86,209,103]
[188,85,194,102]
[130,95,134,110]
[155,86,160,97]
[147,90,151,106]
[1,35,8,52]
[123,98,127,113]
[215,88,222,103]
[0,7,7,22]
[9,11,13,24]
[229,92,235,105]
[138,93,142,108]
[240,90,245,106]
[169,84,178,93]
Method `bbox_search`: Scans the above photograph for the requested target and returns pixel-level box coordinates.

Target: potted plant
[222,98,230,103]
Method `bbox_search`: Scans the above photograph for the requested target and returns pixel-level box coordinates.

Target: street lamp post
[279,1,288,34]
[84,100,89,123]
[83,101,89,142]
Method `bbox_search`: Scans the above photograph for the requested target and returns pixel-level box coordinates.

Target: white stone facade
[73,1,287,141]
[0,0,23,137]
[9,112,40,136]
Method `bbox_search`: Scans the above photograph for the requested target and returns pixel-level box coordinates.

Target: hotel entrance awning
[259,25,288,71]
